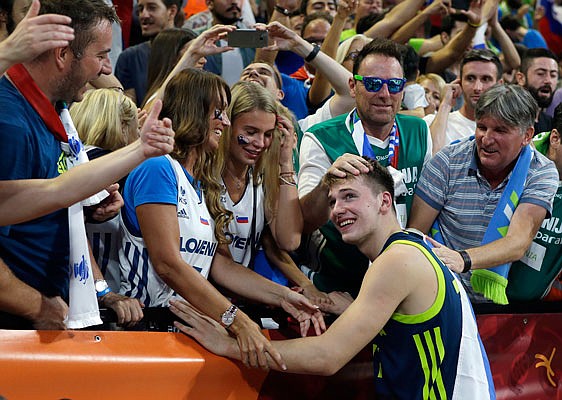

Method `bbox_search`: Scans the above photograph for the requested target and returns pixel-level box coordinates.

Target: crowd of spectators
[1,0,562,396]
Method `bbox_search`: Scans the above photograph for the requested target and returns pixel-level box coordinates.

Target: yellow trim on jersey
[384,239,446,324]
[453,278,460,294]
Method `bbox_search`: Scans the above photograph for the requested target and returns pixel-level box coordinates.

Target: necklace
[225,167,244,190]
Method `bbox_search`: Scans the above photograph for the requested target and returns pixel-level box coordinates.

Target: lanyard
[349,110,400,168]
[7,63,68,142]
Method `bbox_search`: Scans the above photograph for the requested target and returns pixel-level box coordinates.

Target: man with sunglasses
[297,37,432,301]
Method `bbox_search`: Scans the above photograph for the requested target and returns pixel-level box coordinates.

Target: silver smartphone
[227,29,268,48]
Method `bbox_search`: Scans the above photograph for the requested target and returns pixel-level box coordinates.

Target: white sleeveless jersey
[84,145,121,292]
[221,174,265,267]
[87,216,121,293]
[119,156,217,306]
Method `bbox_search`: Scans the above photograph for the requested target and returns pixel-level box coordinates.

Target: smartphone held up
[227,29,269,48]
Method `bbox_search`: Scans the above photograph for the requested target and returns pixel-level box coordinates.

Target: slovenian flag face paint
[237,135,250,145]
[200,217,209,225]
[236,216,249,224]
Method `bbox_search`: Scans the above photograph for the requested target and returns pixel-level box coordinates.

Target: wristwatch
[94,279,111,298]
[220,304,238,328]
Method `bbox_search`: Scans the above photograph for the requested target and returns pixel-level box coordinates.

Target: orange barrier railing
[0,329,267,400]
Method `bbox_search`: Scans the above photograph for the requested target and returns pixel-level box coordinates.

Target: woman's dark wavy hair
[160,68,232,243]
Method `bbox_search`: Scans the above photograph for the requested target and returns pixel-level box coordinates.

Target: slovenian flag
[200,217,209,225]
[236,216,249,224]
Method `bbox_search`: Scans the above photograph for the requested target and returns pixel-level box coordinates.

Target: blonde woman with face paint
[215,81,332,306]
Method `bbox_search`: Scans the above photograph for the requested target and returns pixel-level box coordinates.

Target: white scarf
[60,106,108,328]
